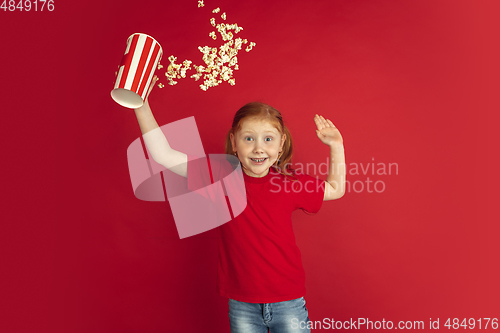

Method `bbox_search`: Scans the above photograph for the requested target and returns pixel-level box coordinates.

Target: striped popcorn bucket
[111,33,163,109]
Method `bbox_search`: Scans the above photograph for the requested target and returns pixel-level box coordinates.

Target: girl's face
[230,117,286,178]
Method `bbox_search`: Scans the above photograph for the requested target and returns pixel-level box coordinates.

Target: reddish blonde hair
[224,102,298,180]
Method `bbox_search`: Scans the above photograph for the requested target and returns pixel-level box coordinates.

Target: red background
[1,0,498,332]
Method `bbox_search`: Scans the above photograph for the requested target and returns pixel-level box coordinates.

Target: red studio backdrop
[1,0,498,332]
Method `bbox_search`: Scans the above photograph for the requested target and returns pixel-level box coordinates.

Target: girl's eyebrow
[240,130,278,135]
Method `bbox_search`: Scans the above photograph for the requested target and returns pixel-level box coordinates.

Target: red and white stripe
[114,33,163,100]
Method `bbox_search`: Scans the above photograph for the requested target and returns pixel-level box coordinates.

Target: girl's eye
[265,137,272,142]
[245,137,253,141]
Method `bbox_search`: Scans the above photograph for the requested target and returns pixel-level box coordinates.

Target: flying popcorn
[245,42,256,52]
[156,1,256,91]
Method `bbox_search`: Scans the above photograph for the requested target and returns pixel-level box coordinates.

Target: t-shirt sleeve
[186,154,231,201]
[292,172,325,213]
[186,154,212,192]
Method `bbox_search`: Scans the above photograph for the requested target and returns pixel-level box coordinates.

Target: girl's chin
[243,164,270,177]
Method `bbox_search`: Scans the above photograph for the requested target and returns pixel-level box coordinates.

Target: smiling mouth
[250,157,268,163]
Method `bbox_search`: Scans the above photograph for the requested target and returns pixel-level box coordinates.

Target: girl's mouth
[250,157,268,164]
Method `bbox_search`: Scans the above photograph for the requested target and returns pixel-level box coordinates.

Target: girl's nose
[253,141,264,153]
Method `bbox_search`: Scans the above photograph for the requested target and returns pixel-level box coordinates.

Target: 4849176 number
[1,0,54,11]
[444,318,499,330]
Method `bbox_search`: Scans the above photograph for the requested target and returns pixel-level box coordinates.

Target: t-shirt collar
[242,166,279,184]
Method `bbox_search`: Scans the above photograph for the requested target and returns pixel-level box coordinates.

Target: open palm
[314,114,343,147]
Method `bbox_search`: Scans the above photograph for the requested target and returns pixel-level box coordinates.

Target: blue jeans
[228,297,311,333]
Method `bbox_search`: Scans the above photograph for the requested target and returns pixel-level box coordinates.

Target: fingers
[314,114,324,130]
[150,75,159,91]
[145,75,158,101]
[326,119,336,128]
[314,114,336,129]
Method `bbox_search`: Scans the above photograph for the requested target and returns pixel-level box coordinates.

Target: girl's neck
[242,166,271,178]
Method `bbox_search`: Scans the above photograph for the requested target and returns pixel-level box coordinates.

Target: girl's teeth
[251,158,266,162]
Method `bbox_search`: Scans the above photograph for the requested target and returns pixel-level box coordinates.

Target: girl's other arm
[134,76,187,177]
[325,144,346,200]
[314,114,346,201]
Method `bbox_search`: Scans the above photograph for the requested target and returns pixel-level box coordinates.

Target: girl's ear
[230,132,236,152]
[281,134,287,150]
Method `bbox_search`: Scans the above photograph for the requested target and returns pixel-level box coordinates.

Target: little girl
[134,76,346,333]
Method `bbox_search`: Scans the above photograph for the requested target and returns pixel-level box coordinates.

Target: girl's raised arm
[133,76,188,177]
[314,114,346,201]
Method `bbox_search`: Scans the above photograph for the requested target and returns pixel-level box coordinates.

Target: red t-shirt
[187,155,325,303]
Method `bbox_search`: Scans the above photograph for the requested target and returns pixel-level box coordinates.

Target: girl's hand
[144,75,159,104]
[314,114,344,148]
